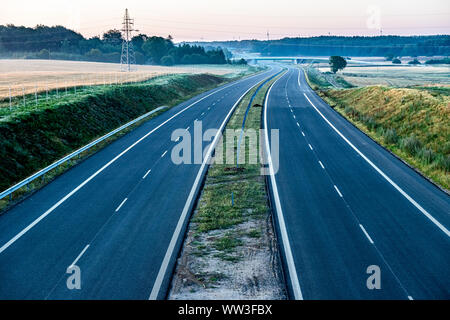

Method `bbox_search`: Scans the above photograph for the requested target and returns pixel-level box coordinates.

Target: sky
[1,0,449,42]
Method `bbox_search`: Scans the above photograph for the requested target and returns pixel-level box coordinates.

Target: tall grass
[321,85,449,189]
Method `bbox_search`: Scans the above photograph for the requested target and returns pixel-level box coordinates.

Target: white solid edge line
[148,72,270,300]
[115,198,128,212]
[143,169,151,179]
[359,224,374,244]
[69,244,90,267]
[334,185,343,197]
[299,71,450,238]
[0,71,269,255]
[264,73,303,300]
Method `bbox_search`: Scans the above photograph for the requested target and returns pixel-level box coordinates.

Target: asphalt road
[0,67,279,299]
[264,67,450,299]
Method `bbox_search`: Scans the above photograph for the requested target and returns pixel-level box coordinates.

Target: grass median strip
[169,71,287,299]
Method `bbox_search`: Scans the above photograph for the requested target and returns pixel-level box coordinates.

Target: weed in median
[213,234,242,252]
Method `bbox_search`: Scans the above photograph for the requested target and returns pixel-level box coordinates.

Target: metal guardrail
[0,106,167,200]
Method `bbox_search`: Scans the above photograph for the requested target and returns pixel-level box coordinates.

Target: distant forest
[194,35,450,57]
[0,24,235,65]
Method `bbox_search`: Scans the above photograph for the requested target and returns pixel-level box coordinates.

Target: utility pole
[267,30,269,41]
[120,8,137,72]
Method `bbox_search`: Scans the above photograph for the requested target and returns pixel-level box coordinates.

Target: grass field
[318,65,450,87]
[0,59,253,99]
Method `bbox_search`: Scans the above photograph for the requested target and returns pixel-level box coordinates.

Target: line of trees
[194,35,450,57]
[0,24,232,65]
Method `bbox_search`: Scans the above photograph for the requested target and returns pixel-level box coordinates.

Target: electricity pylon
[120,8,137,72]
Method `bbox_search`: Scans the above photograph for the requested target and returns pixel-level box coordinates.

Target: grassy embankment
[305,66,449,190]
[169,72,286,298]
[0,73,233,210]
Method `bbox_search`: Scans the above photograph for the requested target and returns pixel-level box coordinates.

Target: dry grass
[0,59,250,98]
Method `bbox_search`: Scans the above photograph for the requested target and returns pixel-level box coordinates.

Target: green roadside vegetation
[170,72,287,297]
[305,65,354,89]
[305,66,449,190]
[0,72,253,211]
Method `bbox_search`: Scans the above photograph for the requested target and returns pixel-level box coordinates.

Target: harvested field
[318,65,450,87]
[0,59,251,98]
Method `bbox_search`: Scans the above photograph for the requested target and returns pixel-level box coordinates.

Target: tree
[142,36,174,64]
[85,48,103,61]
[102,29,122,44]
[36,49,50,59]
[161,55,175,66]
[408,58,420,65]
[131,34,148,53]
[329,56,347,73]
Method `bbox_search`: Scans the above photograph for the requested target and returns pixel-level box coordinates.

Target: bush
[85,48,103,61]
[400,136,422,155]
[361,115,377,130]
[425,58,450,65]
[437,155,450,172]
[408,58,421,65]
[232,58,247,65]
[36,49,50,59]
[417,148,435,164]
[383,128,398,144]
[392,58,402,64]
[160,55,175,66]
